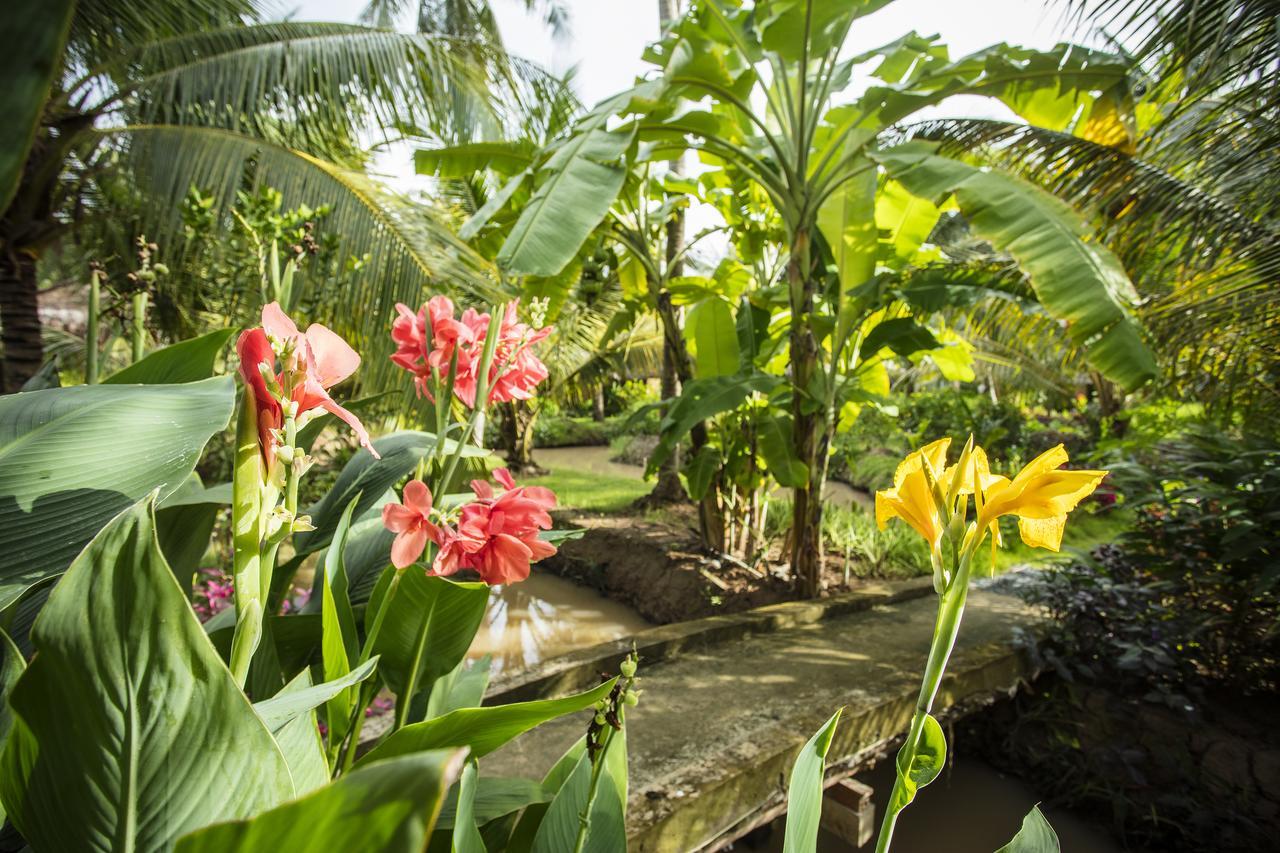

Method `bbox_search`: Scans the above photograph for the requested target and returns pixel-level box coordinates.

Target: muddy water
[751,758,1119,852]
[468,572,651,677]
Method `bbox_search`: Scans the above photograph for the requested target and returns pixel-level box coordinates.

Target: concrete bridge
[485,577,1042,852]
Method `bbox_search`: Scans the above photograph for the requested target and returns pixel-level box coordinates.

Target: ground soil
[543,504,870,624]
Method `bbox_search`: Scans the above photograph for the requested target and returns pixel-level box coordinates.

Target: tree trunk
[788,229,825,598]
[592,384,606,421]
[499,401,544,475]
[645,0,689,507]
[0,250,42,393]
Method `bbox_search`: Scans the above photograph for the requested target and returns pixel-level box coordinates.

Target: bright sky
[288,0,1092,242]
[293,0,1083,111]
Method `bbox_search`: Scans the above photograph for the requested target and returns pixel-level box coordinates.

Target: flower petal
[261,302,301,343]
[390,526,429,569]
[1018,515,1066,551]
[402,479,433,516]
[304,322,361,388]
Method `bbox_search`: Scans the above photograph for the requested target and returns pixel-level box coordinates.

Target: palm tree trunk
[1,249,42,393]
[788,229,824,597]
[499,400,544,474]
[646,0,689,506]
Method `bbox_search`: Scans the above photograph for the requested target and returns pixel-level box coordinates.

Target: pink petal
[390,526,428,569]
[470,478,494,500]
[261,302,301,343]
[304,323,361,388]
[381,502,420,534]
[493,468,516,490]
[478,534,533,585]
[297,377,380,459]
[402,479,433,516]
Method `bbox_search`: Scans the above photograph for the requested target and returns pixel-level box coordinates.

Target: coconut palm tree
[0,0,515,392]
[910,0,1280,420]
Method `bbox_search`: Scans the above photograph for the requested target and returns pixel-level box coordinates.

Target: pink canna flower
[451,468,557,585]
[236,303,377,465]
[381,480,448,569]
[390,298,551,409]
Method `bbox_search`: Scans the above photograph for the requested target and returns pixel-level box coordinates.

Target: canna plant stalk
[228,301,377,688]
[872,437,1106,852]
[85,264,101,384]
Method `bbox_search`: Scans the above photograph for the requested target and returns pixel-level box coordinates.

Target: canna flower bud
[620,657,638,678]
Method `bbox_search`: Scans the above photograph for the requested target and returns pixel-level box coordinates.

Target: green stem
[86,271,100,384]
[393,602,434,731]
[339,568,405,773]
[131,291,148,362]
[873,543,977,853]
[573,723,616,853]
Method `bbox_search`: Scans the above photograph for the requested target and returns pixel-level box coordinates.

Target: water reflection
[469,572,651,677]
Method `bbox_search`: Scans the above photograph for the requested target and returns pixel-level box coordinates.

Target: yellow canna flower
[976,444,1107,551]
[875,438,952,546]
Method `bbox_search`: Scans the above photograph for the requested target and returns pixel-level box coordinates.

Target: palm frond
[118,24,499,159]
[909,116,1280,417]
[66,0,261,72]
[112,124,499,392]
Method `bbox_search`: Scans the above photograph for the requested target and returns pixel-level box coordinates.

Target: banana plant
[495,0,1157,595]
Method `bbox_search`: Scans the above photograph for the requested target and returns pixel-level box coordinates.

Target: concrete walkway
[485,582,1041,852]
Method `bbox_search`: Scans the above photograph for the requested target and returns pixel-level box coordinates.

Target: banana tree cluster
[489,0,1155,594]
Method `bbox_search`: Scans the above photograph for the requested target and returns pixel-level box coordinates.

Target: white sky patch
[287,1,1101,262]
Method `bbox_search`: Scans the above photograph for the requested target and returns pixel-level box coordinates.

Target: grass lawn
[523,465,651,513]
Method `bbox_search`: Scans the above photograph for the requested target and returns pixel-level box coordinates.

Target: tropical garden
[0,0,1275,850]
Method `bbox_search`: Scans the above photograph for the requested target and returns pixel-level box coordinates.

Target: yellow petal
[1008,469,1108,519]
[893,437,950,490]
[1018,515,1067,551]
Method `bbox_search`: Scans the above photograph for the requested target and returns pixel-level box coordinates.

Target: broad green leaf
[414,141,537,178]
[320,497,362,748]
[0,0,72,211]
[499,128,635,276]
[892,713,946,810]
[269,670,333,796]
[783,709,843,853]
[683,444,721,501]
[0,497,294,851]
[452,761,488,853]
[0,629,24,825]
[647,372,780,473]
[461,171,528,241]
[103,328,237,385]
[155,473,223,594]
[754,0,889,63]
[0,377,235,610]
[374,573,489,723]
[996,805,1061,853]
[875,179,945,260]
[688,298,741,378]
[505,737,588,853]
[426,655,493,720]
[873,144,1157,390]
[818,157,877,289]
[862,317,943,358]
[361,678,618,765]
[531,723,627,853]
[252,656,379,733]
[436,776,549,831]
[175,750,467,853]
[757,412,808,488]
[295,431,487,554]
